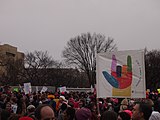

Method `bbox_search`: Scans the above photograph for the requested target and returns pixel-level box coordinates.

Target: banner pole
[96,97,101,120]
[95,83,101,120]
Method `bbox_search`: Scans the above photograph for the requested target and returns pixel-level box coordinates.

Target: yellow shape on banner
[112,86,131,97]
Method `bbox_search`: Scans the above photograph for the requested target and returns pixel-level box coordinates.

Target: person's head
[35,104,55,120]
[88,102,96,112]
[132,102,152,120]
[60,103,68,111]
[117,111,131,120]
[120,98,128,112]
[78,99,85,108]
[75,107,91,120]
[101,110,117,120]
[64,107,75,120]
[1,109,11,120]
[59,96,67,103]
[144,99,154,110]
[19,116,33,120]
[5,102,12,112]
[27,105,36,113]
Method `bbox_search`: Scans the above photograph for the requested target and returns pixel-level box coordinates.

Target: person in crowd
[101,110,117,120]
[27,104,35,115]
[119,98,128,112]
[8,113,22,120]
[144,99,160,120]
[64,107,75,120]
[0,94,7,109]
[75,107,92,120]
[128,99,135,111]
[31,94,39,108]
[78,99,86,109]
[112,98,120,113]
[48,95,56,113]
[24,104,36,119]
[0,109,11,120]
[88,102,97,120]
[117,110,132,120]
[57,103,68,120]
[56,96,67,112]
[131,102,152,120]
[154,95,160,112]
[149,111,160,120]
[34,104,55,120]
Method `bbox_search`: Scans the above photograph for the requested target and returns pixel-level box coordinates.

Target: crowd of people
[0,86,160,120]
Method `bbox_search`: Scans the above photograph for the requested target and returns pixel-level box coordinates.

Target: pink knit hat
[19,116,33,120]
[124,110,132,117]
[75,108,92,120]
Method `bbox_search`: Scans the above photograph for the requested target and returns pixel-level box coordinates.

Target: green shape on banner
[13,88,19,92]
[157,89,160,93]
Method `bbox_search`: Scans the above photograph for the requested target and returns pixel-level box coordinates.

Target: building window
[6,52,15,57]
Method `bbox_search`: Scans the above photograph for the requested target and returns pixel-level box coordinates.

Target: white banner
[59,86,66,93]
[96,50,146,98]
[91,85,94,93]
[24,83,32,94]
[11,104,18,113]
[36,86,39,93]
[41,86,48,93]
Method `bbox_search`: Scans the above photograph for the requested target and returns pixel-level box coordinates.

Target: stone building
[0,44,24,76]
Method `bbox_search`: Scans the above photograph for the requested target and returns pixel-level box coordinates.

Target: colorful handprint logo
[102,55,132,89]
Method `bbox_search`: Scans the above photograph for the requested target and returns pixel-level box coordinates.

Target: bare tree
[24,50,55,85]
[145,49,160,90]
[62,32,117,86]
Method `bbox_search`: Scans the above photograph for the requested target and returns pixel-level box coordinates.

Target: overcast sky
[0,0,160,60]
